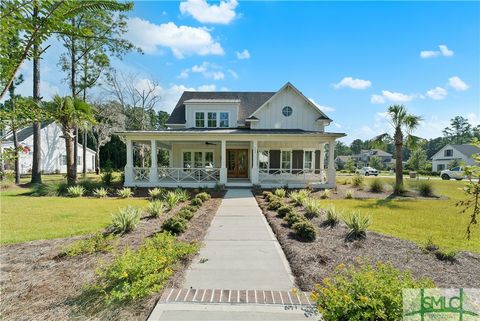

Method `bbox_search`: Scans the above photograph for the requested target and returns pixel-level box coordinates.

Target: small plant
[266,193,281,203]
[178,207,195,220]
[423,236,439,252]
[352,174,364,187]
[324,206,341,226]
[303,197,322,218]
[415,180,434,197]
[274,188,286,198]
[183,205,199,213]
[174,188,190,202]
[267,199,284,210]
[162,216,188,234]
[164,191,180,210]
[284,211,306,227]
[67,185,85,198]
[343,211,371,239]
[369,178,384,193]
[101,171,113,186]
[117,187,133,198]
[61,233,115,256]
[110,206,141,234]
[292,220,317,241]
[191,197,203,207]
[93,187,109,198]
[146,200,165,218]
[320,189,331,199]
[277,205,293,218]
[345,189,354,199]
[195,192,211,202]
[148,187,164,200]
[434,249,457,262]
[289,189,310,206]
[263,191,273,199]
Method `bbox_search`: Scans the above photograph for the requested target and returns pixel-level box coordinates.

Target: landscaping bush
[117,187,133,198]
[320,189,330,199]
[434,249,458,262]
[162,216,188,235]
[93,187,109,198]
[277,205,293,218]
[195,192,211,202]
[67,185,85,198]
[61,233,116,257]
[266,192,281,203]
[190,197,203,207]
[267,198,284,210]
[110,206,141,234]
[93,232,198,302]
[284,211,306,227]
[289,189,310,206]
[262,191,273,199]
[324,206,341,226]
[369,178,384,193]
[164,191,180,210]
[415,180,434,197]
[273,188,286,198]
[183,205,199,212]
[345,189,354,199]
[174,188,190,202]
[101,171,114,186]
[146,200,166,218]
[344,211,371,239]
[178,207,195,220]
[292,220,317,241]
[148,187,164,200]
[312,260,434,321]
[303,197,322,218]
[30,182,68,196]
[352,174,364,187]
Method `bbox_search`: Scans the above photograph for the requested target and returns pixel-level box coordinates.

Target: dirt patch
[254,193,480,291]
[0,191,224,321]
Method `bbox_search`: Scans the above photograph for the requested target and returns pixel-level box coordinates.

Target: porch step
[225,182,253,187]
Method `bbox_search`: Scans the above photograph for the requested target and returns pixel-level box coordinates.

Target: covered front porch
[121,130,339,189]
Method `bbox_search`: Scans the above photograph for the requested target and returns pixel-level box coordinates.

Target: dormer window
[282,106,293,117]
[220,112,229,127]
[195,112,205,128]
[207,112,217,127]
[194,111,230,128]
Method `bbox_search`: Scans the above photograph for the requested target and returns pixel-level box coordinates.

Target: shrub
[178,207,195,220]
[284,211,306,227]
[352,174,364,187]
[94,233,198,302]
[148,187,164,200]
[146,200,165,218]
[267,199,283,210]
[30,182,68,196]
[110,206,141,234]
[190,197,203,207]
[345,189,354,199]
[262,191,272,199]
[289,189,310,206]
[369,178,384,193]
[101,171,113,186]
[292,220,317,241]
[164,191,180,210]
[303,197,322,218]
[266,192,281,203]
[320,189,330,199]
[162,216,188,235]
[183,205,199,213]
[174,188,190,202]
[273,188,286,198]
[277,205,293,218]
[415,180,434,197]
[67,185,85,198]
[343,211,371,239]
[434,249,457,262]
[117,187,133,198]
[324,206,341,226]
[312,261,434,321]
[93,187,109,198]
[61,233,116,256]
[195,192,211,202]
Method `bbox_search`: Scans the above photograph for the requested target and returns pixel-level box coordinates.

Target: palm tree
[374,105,422,193]
[48,96,95,185]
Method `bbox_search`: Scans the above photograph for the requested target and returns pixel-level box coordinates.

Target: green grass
[1,175,147,244]
[327,177,479,253]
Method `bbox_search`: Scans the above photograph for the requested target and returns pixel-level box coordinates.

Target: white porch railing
[133,167,150,181]
[157,167,220,183]
[259,168,326,184]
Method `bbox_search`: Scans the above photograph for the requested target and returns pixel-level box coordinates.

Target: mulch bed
[254,192,480,291]
[0,190,224,321]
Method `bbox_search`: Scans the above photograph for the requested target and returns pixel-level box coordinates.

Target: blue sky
[18,1,480,143]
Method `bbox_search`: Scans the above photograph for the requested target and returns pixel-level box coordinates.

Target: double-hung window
[304,150,313,171]
[219,112,229,127]
[207,112,217,127]
[281,150,292,172]
[195,112,205,128]
[183,151,215,171]
[183,152,192,170]
[258,150,269,171]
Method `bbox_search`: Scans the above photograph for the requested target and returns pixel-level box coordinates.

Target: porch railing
[133,167,150,182]
[259,168,325,184]
[157,167,220,183]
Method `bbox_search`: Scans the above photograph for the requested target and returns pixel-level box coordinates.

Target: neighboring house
[1,122,96,174]
[335,155,352,169]
[431,144,480,172]
[118,82,346,188]
[351,149,393,168]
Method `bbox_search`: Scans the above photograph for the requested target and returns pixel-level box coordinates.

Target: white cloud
[333,77,371,90]
[426,86,448,100]
[198,84,216,91]
[236,49,250,60]
[371,90,414,104]
[228,69,239,79]
[126,18,224,58]
[308,98,335,113]
[420,50,440,58]
[180,0,238,24]
[177,70,189,79]
[448,76,469,91]
[466,113,480,126]
[370,94,385,104]
[420,44,454,58]
[439,44,454,57]
[179,62,237,80]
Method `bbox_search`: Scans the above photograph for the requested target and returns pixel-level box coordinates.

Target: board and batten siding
[185,102,239,128]
[250,86,325,131]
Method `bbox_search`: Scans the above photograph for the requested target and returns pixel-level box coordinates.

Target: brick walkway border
[159,288,314,306]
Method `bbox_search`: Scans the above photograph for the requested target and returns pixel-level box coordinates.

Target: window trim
[444,149,453,157]
[207,112,217,128]
[303,149,315,171]
[181,149,215,171]
[219,112,230,128]
[195,112,205,128]
[194,111,230,128]
[282,106,293,117]
[258,149,270,171]
[280,149,292,171]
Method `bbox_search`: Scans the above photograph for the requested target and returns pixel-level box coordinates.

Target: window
[258,150,269,170]
[437,164,445,171]
[194,152,203,168]
[444,149,453,157]
[207,112,217,127]
[195,112,205,128]
[220,112,229,127]
[281,150,292,171]
[77,156,82,166]
[183,151,215,171]
[183,152,192,169]
[451,166,460,171]
[282,106,293,117]
[61,155,67,166]
[304,150,313,170]
[205,152,214,167]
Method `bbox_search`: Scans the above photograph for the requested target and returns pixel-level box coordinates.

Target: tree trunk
[95,146,100,175]
[65,129,76,185]
[70,17,78,182]
[73,127,78,179]
[12,129,20,184]
[394,127,404,193]
[82,130,87,175]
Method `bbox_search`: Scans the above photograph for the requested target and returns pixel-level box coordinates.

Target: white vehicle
[440,167,465,180]
[356,166,379,176]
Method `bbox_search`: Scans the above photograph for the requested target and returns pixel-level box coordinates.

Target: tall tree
[443,116,473,144]
[31,0,42,184]
[374,105,422,193]
[406,148,428,171]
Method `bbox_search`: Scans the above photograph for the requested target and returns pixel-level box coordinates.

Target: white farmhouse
[431,144,480,172]
[1,122,96,174]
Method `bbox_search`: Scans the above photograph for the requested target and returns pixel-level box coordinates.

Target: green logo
[403,288,480,321]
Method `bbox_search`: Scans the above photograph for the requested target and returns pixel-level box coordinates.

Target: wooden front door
[227,149,248,178]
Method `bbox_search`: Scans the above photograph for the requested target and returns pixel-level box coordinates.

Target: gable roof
[5,122,50,142]
[166,91,275,125]
[451,144,480,158]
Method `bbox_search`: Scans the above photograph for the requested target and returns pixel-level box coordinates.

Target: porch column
[220,139,227,184]
[149,139,158,184]
[327,140,336,188]
[124,138,134,185]
[251,140,259,184]
[319,142,325,180]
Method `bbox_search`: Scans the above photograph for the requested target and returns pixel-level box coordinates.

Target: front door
[227,149,248,178]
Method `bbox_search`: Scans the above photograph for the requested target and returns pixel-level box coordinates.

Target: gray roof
[335,155,351,162]
[167,91,276,125]
[452,144,480,158]
[5,122,50,142]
